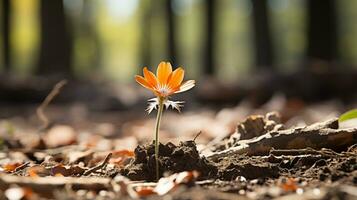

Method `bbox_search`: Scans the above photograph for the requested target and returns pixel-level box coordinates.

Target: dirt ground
[0,100,356,199]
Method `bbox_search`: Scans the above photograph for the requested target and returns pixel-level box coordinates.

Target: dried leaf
[154,171,198,195]
[2,162,22,172]
[109,150,135,166]
[67,150,93,164]
[175,171,199,184]
[44,125,77,148]
[112,150,135,157]
[130,171,198,197]
[5,187,33,200]
[280,178,298,192]
[5,187,24,200]
[113,136,138,150]
[135,186,156,197]
[50,164,85,177]
[154,177,176,195]
[27,165,50,177]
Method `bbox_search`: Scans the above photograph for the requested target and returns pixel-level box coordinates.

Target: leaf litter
[0,84,357,199]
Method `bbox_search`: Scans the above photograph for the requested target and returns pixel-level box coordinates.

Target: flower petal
[143,67,158,88]
[157,62,172,84]
[135,75,154,90]
[168,67,184,90]
[175,80,195,93]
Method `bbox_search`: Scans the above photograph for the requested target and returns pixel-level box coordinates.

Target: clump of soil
[215,155,280,180]
[121,140,217,181]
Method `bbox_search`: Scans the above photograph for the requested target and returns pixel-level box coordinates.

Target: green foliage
[339,109,357,123]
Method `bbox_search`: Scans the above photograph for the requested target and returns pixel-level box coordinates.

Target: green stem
[154,97,164,181]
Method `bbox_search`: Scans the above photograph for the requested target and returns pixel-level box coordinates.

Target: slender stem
[154,97,164,181]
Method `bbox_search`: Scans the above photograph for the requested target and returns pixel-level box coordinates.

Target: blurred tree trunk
[165,0,177,67]
[204,0,216,75]
[80,0,101,70]
[306,0,337,62]
[139,0,152,69]
[1,0,11,72]
[251,0,274,69]
[37,0,73,77]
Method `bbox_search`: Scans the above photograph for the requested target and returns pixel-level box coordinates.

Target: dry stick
[12,161,30,173]
[269,148,322,156]
[84,153,112,176]
[193,131,202,142]
[36,80,68,131]
[269,148,344,158]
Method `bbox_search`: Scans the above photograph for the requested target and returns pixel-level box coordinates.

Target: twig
[269,147,326,156]
[84,153,112,176]
[193,131,202,142]
[36,80,67,131]
[269,148,342,158]
[12,161,30,173]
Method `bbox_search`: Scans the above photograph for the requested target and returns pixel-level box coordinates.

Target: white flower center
[156,84,172,96]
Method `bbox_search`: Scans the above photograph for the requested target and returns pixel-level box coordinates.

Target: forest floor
[0,95,357,199]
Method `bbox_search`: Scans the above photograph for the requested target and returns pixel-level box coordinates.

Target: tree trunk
[139,0,152,69]
[251,0,274,69]
[1,0,11,72]
[204,0,216,75]
[306,0,337,62]
[80,0,101,70]
[37,0,72,77]
[165,0,177,67]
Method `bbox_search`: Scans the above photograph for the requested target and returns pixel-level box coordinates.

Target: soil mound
[121,141,217,181]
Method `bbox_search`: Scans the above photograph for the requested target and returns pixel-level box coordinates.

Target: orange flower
[135,62,195,180]
[135,62,195,98]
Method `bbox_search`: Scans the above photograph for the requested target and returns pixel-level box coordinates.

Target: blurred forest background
[0,0,357,109]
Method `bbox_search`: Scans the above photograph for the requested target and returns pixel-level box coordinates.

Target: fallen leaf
[5,187,33,200]
[50,164,85,177]
[113,136,138,150]
[154,171,198,195]
[130,171,198,198]
[94,123,116,137]
[44,125,77,148]
[109,150,135,166]
[2,162,22,172]
[135,186,156,197]
[67,150,93,164]
[280,178,298,192]
[27,165,50,177]
[154,176,176,195]
[83,135,112,151]
[175,171,199,184]
[112,149,135,157]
